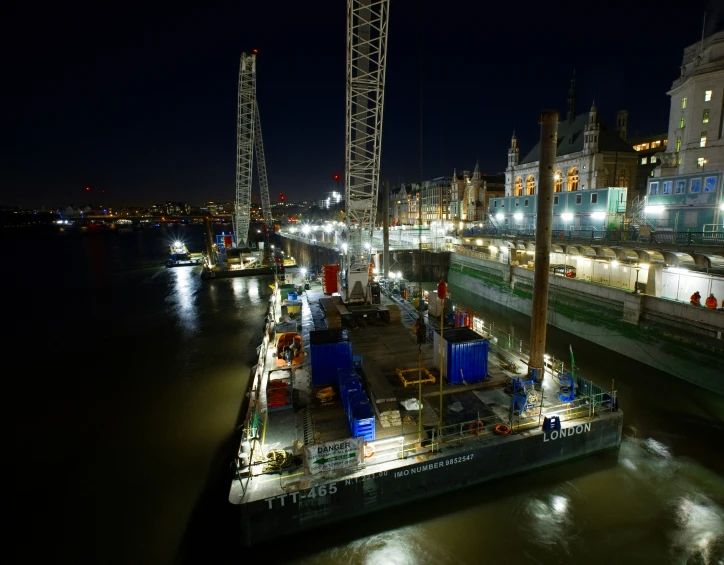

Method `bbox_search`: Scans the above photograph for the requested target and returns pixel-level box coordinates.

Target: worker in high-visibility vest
[705,293,718,309]
[690,291,702,306]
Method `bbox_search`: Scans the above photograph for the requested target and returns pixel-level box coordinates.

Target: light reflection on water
[168,266,198,335]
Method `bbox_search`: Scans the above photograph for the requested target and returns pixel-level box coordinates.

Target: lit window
[702,110,709,124]
[704,177,716,192]
[567,168,579,191]
[649,182,659,195]
[697,157,705,168]
[663,181,672,194]
[554,171,562,192]
[704,90,712,102]
[690,178,701,193]
[641,157,648,165]
[676,137,681,152]
[679,115,685,128]
[526,175,535,195]
[700,133,707,147]
[681,97,687,109]
[591,193,598,204]
[675,180,686,194]
[651,157,657,164]
[514,177,523,196]
[651,140,661,148]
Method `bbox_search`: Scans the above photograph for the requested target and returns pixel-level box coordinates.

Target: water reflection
[168,267,198,335]
[672,495,724,564]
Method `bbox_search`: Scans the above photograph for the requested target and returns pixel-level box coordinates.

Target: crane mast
[343,0,390,282]
[254,101,273,225]
[234,52,257,247]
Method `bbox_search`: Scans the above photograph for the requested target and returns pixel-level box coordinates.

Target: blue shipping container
[348,391,375,442]
[310,330,353,387]
[435,327,488,384]
[338,369,361,412]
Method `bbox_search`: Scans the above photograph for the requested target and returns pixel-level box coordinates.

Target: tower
[567,71,577,125]
[616,110,628,141]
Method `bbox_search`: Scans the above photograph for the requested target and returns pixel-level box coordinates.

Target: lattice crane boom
[344,0,390,270]
[235,52,257,247]
[254,101,273,225]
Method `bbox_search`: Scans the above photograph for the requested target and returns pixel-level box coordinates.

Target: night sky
[4,0,723,208]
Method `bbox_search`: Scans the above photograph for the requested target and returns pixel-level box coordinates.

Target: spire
[567,70,576,125]
[473,160,480,175]
[511,131,517,149]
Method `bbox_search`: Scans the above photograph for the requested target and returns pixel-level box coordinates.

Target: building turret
[583,101,599,155]
[507,132,519,168]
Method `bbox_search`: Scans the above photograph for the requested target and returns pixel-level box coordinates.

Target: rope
[262,449,293,473]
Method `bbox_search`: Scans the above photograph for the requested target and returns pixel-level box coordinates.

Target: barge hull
[238,413,622,546]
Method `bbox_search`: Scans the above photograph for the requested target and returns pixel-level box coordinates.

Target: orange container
[322,264,340,294]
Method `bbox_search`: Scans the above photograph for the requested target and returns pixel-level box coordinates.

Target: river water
[9,226,723,564]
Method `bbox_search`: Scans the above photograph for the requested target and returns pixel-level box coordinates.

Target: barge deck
[230,282,622,545]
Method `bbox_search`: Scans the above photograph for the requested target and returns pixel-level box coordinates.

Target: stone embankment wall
[449,252,724,395]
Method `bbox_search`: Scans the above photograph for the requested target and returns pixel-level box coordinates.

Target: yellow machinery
[396,367,436,388]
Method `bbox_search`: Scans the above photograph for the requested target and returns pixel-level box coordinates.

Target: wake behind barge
[230,282,623,546]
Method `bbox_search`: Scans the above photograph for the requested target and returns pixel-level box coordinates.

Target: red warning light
[85,186,91,192]
[333,174,340,181]
[252,49,258,54]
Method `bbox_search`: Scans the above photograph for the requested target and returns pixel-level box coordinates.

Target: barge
[229,281,623,546]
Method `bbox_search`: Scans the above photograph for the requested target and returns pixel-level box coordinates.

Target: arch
[567,167,579,191]
[617,168,629,188]
[526,175,535,195]
[554,171,563,192]
[514,177,523,196]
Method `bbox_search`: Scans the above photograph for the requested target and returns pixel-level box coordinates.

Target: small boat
[275,332,303,368]
[167,252,202,267]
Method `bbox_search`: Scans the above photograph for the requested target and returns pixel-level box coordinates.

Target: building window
[702,110,709,124]
[641,157,648,165]
[567,167,579,191]
[524,199,529,207]
[591,193,598,204]
[650,182,659,195]
[690,178,701,193]
[575,194,582,204]
[676,137,681,152]
[651,156,657,164]
[697,157,705,167]
[663,181,672,194]
[681,97,687,109]
[554,171,562,192]
[679,115,685,128]
[704,176,716,192]
[526,175,535,195]
[493,201,497,208]
[675,180,686,193]
[514,177,523,196]
[554,196,559,205]
[515,200,520,207]
[700,133,707,147]
[617,169,629,188]
[705,90,712,102]
[651,140,662,148]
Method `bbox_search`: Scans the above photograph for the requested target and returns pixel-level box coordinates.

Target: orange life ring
[468,420,485,435]
[493,424,511,436]
[364,443,375,458]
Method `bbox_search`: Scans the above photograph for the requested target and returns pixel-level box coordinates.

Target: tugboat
[167,241,202,267]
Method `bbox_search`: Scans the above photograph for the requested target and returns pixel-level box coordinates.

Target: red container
[322,264,340,294]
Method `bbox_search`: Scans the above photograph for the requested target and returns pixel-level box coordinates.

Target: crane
[234,51,273,248]
[339,0,390,304]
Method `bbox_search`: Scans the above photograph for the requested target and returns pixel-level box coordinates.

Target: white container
[241,441,251,454]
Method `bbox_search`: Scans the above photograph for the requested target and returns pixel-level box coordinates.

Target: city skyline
[4,1,722,208]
